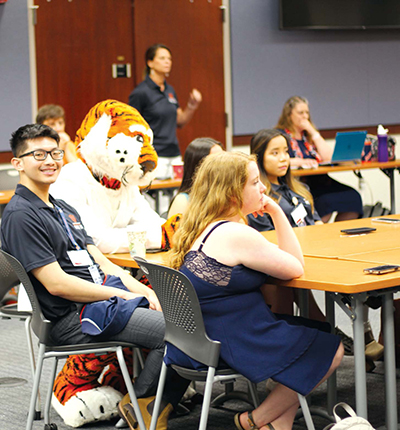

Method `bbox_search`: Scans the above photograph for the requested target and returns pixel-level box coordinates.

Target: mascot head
[75,99,157,189]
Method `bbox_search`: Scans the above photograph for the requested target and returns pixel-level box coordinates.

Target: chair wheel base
[34,410,41,421]
[44,423,57,430]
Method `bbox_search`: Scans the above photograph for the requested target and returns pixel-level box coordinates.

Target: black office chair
[135,257,316,430]
[0,250,146,430]
[0,253,42,417]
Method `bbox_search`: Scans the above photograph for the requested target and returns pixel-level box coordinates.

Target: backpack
[323,403,375,430]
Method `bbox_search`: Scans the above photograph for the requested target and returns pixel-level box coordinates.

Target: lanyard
[54,205,103,284]
[54,205,81,250]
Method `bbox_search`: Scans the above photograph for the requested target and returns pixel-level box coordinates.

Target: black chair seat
[172,364,242,382]
[0,303,32,318]
[46,341,137,353]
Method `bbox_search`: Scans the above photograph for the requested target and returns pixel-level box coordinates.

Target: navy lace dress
[165,222,340,396]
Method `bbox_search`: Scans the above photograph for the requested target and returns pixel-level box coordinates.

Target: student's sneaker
[335,327,354,356]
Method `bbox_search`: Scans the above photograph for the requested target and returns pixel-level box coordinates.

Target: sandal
[234,411,275,430]
[234,411,259,430]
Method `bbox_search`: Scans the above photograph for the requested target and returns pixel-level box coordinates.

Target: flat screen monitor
[280,0,400,30]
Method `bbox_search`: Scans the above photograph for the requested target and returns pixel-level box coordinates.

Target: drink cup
[126,226,147,258]
[172,162,184,180]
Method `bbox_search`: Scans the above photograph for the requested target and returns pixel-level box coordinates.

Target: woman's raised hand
[299,118,316,134]
[187,89,202,110]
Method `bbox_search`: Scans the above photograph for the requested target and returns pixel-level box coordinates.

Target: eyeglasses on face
[19,148,65,161]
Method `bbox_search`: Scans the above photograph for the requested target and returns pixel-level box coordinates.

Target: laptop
[319,130,367,166]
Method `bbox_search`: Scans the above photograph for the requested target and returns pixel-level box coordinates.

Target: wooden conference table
[106,215,400,430]
[0,190,14,205]
[264,215,400,430]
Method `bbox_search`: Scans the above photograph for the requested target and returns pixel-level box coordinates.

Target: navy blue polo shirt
[1,184,104,322]
[248,183,321,232]
[128,75,180,157]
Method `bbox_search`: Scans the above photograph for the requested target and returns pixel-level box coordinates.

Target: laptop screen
[319,131,367,165]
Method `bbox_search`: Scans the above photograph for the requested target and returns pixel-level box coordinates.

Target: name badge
[67,250,93,267]
[88,265,103,285]
[291,203,307,227]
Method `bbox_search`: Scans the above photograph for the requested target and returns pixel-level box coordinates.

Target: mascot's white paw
[51,386,123,428]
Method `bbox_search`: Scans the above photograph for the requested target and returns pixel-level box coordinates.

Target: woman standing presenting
[276,96,363,222]
[129,44,202,179]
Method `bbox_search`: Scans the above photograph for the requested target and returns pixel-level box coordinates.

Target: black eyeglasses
[19,148,65,161]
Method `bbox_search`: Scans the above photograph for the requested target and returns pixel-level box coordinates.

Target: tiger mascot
[50,99,180,427]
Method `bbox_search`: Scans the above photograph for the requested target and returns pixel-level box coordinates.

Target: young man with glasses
[1,124,188,430]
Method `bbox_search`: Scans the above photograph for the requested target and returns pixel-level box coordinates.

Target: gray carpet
[0,317,395,430]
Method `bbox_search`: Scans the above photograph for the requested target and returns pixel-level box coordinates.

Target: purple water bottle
[377,124,389,162]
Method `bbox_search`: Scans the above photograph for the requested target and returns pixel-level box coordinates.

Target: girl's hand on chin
[252,195,280,218]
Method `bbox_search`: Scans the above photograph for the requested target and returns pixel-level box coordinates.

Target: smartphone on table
[363,265,400,275]
[372,217,400,224]
[340,227,376,235]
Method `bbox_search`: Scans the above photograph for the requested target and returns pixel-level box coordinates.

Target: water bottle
[377,124,389,162]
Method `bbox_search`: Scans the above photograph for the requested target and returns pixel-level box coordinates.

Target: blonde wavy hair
[250,129,314,211]
[169,151,256,269]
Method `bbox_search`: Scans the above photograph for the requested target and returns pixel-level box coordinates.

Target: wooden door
[133,0,226,152]
[34,0,136,139]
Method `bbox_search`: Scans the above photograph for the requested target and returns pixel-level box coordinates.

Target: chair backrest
[135,257,221,368]
[0,250,53,342]
[0,167,19,190]
[0,251,19,303]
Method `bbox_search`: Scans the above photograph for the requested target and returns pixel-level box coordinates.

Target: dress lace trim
[184,250,233,287]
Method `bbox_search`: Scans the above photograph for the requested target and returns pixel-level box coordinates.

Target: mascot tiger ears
[75,99,157,188]
[50,100,180,427]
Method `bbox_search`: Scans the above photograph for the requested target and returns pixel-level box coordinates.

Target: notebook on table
[319,130,367,166]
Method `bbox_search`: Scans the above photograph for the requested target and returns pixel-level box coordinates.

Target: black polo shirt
[247,183,321,232]
[1,184,104,322]
[128,75,180,157]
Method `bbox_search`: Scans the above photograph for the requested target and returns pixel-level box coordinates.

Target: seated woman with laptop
[276,96,363,222]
